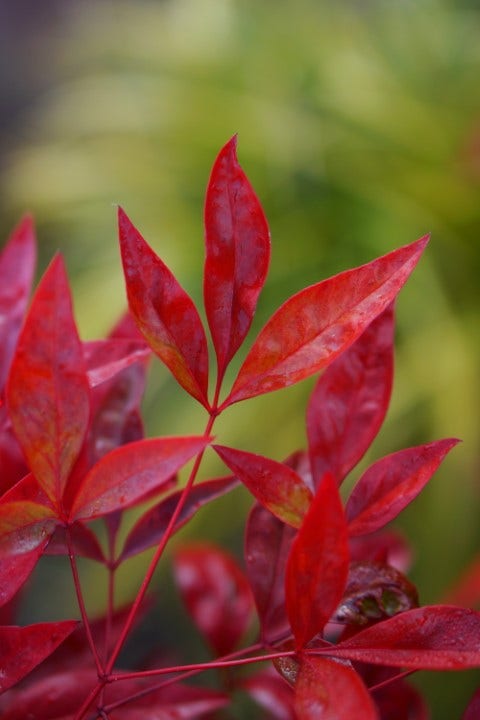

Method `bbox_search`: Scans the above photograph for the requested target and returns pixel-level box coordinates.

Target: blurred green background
[2,0,479,715]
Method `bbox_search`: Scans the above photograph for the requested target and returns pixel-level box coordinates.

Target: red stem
[66,527,104,676]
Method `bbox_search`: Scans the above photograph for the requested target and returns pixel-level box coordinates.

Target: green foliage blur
[2,1,480,715]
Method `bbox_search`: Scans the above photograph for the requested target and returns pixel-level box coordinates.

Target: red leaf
[222,236,428,408]
[462,687,480,720]
[173,542,254,656]
[285,473,349,649]
[7,255,90,506]
[120,475,238,561]
[307,304,394,486]
[0,215,36,389]
[245,502,296,644]
[84,339,150,388]
[331,605,480,669]
[0,547,43,608]
[70,436,209,520]
[204,135,270,378]
[443,555,480,608]
[346,438,459,536]
[118,207,209,408]
[294,656,379,720]
[241,670,295,720]
[0,621,78,693]
[214,445,312,528]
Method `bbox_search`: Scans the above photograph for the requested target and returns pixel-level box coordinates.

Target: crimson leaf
[70,435,209,520]
[346,438,459,536]
[286,473,349,649]
[0,621,78,693]
[204,135,270,378]
[294,656,379,720]
[118,207,209,408]
[214,445,312,528]
[307,304,394,486]
[7,255,90,507]
[330,605,480,669]
[222,236,428,408]
[173,542,254,656]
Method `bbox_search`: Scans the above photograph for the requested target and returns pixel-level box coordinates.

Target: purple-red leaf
[118,207,209,408]
[245,502,296,644]
[330,605,480,669]
[0,215,36,390]
[286,473,349,649]
[222,236,428,408]
[173,542,254,656]
[307,304,394,486]
[120,475,238,561]
[0,621,78,693]
[7,255,90,506]
[44,522,105,563]
[214,445,312,528]
[204,135,270,378]
[346,438,459,536]
[295,656,379,720]
[84,339,150,388]
[70,436,209,520]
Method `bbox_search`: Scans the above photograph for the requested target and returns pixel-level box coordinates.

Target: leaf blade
[223,236,428,407]
[204,135,270,377]
[118,207,209,408]
[70,436,210,520]
[346,438,459,536]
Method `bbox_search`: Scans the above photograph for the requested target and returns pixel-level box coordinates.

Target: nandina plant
[0,136,479,719]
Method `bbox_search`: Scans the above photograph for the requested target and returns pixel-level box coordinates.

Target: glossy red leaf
[346,438,459,536]
[286,473,349,649]
[330,605,480,669]
[118,207,209,408]
[241,670,295,720]
[204,135,270,377]
[0,546,44,608]
[244,502,296,644]
[307,304,394,486]
[462,687,480,720]
[214,445,312,528]
[0,621,78,693]
[0,215,36,390]
[120,475,238,561]
[0,411,28,495]
[173,542,254,656]
[222,236,428,408]
[7,255,90,506]
[70,436,209,520]
[295,656,379,720]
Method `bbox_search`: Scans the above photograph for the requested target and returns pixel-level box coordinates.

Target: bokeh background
[1,0,479,716]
